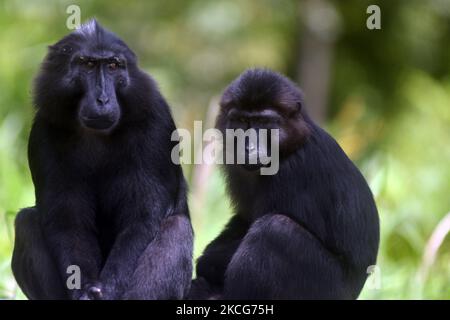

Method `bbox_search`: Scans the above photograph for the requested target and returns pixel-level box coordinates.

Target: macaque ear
[220,93,232,108]
[48,44,73,56]
[289,101,302,117]
[60,45,73,54]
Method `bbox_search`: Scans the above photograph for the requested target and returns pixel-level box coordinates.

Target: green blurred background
[0,0,449,299]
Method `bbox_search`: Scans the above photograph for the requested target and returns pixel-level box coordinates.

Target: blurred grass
[0,0,449,299]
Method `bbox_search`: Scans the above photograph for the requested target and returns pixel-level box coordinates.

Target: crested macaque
[12,20,193,300]
[190,68,379,299]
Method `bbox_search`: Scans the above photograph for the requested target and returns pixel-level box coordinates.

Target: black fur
[190,69,379,299]
[11,20,193,300]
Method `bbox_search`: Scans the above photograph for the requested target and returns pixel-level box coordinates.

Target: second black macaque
[190,69,379,299]
[11,20,193,300]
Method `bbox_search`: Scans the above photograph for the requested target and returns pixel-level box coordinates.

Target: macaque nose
[96,94,110,106]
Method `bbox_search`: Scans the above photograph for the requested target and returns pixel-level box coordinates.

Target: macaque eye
[108,62,118,70]
[79,57,96,69]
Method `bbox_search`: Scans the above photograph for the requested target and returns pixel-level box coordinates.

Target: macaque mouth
[81,115,117,130]
[241,141,273,170]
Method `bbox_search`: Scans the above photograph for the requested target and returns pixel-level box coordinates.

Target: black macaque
[190,69,379,299]
[11,20,193,300]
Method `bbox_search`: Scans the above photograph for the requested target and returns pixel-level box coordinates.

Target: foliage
[0,0,449,299]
